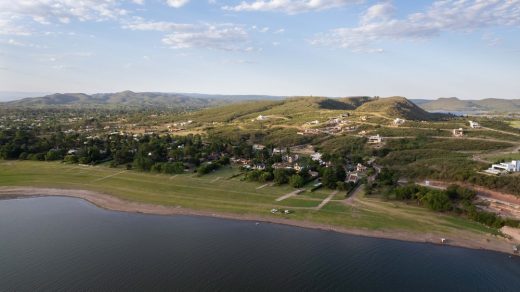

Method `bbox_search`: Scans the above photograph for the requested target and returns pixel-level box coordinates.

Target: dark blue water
[1,197,519,291]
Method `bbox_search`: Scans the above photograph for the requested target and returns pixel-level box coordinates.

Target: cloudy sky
[1,0,519,99]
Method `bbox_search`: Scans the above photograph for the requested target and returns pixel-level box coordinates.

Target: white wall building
[469,121,481,129]
[485,160,520,174]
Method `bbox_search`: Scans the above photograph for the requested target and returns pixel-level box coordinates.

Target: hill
[355,96,438,120]
[417,97,520,113]
[1,91,285,109]
[187,96,438,123]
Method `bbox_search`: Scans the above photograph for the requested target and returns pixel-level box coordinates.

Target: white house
[272,148,286,155]
[368,134,383,144]
[452,128,464,137]
[469,121,481,129]
[485,160,520,174]
[253,144,266,151]
[311,152,323,162]
[393,118,406,126]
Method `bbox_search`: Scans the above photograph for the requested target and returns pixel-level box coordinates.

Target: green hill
[355,96,438,120]
[188,96,437,123]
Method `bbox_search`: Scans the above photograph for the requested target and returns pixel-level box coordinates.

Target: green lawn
[0,160,498,238]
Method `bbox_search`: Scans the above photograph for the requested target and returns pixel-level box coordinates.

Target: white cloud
[166,0,190,8]
[311,0,520,52]
[0,0,135,36]
[161,24,250,51]
[222,0,361,14]
[123,19,195,31]
[123,18,252,51]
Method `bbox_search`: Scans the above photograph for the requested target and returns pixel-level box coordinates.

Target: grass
[509,121,520,129]
[0,160,499,238]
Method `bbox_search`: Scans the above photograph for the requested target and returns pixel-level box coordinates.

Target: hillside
[187,96,437,123]
[418,97,520,113]
[355,96,438,120]
[1,91,285,109]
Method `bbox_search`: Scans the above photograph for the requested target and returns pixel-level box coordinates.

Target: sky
[0,0,519,99]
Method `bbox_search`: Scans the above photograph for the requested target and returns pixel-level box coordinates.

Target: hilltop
[355,96,438,120]
[417,97,520,113]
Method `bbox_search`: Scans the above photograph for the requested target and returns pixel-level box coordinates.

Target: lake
[1,197,519,291]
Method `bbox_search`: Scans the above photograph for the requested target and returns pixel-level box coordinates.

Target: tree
[289,175,305,188]
[321,167,338,189]
[273,169,289,185]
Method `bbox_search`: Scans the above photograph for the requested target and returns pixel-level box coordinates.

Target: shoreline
[0,186,518,256]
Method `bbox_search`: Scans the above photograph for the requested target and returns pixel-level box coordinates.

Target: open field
[509,121,520,129]
[1,160,517,254]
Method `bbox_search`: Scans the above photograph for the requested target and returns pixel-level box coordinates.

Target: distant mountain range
[1,91,285,109]
[3,91,518,114]
[411,97,520,113]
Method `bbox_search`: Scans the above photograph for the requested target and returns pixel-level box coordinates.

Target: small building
[272,148,286,155]
[346,172,360,184]
[469,121,481,129]
[254,115,269,121]
[368,134,383,144]
[253,144,266,151]
[356,163,367,172]
[311,152,323,162]
[393,118,406,126]
[452,128,464,137]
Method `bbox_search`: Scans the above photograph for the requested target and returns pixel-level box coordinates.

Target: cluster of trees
[389,184,519,228]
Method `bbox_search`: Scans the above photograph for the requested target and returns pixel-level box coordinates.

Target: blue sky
[1,0,519,99]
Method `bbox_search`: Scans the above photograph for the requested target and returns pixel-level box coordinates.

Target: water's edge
[0,186,517,256]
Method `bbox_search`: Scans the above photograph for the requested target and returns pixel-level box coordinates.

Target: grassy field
[509,121,520,129]
[0,160,498,238]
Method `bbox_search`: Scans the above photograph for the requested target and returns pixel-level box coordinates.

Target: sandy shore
[1,186,519,255]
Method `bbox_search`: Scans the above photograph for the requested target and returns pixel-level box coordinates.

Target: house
[253,144,266,151]
[368,134,383,144]
[356,163,367,172]
[311,152,323,162]
[345,172,360,184]
[272,148,286,155]
[452,128,464,137]
[283,154,299,164]
[393,118,406,126]
[469,121,481,129]
[485,160,520,174]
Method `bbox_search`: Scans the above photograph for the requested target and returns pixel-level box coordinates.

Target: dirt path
[315,191,337,210]
[345,184,364,205]
[211,177,222,183]
[92,170,127,182]
[256,183,270,190]
[275,189,304,202]
[481,126,520,137]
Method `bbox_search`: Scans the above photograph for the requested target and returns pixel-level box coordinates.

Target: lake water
[1,197,519,291]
